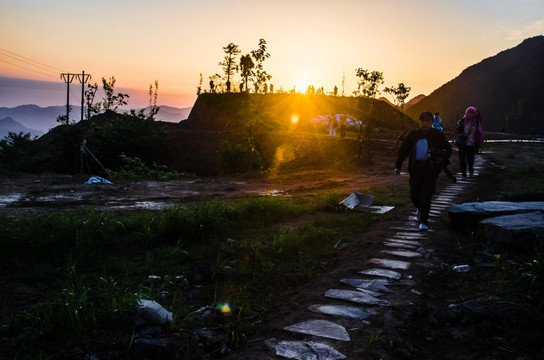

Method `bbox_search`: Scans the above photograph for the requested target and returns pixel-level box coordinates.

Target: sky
[1,0,544,109]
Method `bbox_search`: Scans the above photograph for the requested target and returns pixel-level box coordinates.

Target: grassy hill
[406,36,544,133]
[6,93,416,176]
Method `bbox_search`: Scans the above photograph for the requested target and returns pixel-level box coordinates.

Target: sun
[291,114,299,124]
[293,80,311,93]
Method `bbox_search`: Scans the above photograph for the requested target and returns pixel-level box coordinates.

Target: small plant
[319,192,345,212]
[106,153,194,180]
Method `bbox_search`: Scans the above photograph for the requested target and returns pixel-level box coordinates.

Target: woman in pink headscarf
[454,106,484,178]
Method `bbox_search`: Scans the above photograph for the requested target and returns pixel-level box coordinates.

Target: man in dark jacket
[394,111,452,230]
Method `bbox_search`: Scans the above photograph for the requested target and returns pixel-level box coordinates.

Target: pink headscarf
[464,106,478,118]
[462,106,484,147]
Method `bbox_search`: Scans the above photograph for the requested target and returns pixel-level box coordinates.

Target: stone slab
[393,235,426,241]
[357,288,384,298]
[309,304,371,320]
[265,338,347,360]
[449,201,544,226]
[340,278,393,292]
[382,250,423,258]
[388,238,423,246]
[395,231,427,237]
[368,258,411,270]
[284,319,351,341]
[325,289,391,306]
[479,211,544,249]
[359,268,402,280]
[384,241,417,250]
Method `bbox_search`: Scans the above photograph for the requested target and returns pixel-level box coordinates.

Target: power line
[0,51,60,75]
[0,48,65,73]
[0,59,58,79]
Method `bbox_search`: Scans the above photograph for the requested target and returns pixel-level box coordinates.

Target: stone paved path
[263,160,485,359]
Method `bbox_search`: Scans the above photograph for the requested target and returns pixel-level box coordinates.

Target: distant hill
[403,94,425,112]
[0,105,192,134]
[0,117,44,139]
[405,36,544,133]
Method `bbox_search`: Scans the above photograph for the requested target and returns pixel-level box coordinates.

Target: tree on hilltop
[251,39,271,93]
[239,54,254,93]
[219,43,241,93]
[384,82,411,111]
[354,69,384,98]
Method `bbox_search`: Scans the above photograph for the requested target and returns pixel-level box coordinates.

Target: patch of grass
[107,153,195,180]
[1,194,380,358]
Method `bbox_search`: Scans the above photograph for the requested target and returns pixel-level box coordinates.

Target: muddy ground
[1,135,543,359]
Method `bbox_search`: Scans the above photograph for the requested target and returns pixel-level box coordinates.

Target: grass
[0,191,392,359]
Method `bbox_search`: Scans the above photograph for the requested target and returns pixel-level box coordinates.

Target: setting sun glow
[291,114,299,124]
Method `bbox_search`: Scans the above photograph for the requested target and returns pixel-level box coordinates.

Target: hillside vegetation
[406,36,544,133]
[2,93,416,176]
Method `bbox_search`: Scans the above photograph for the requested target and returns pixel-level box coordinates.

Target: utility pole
[61,71,91,124]
[60,73,76,123]
[342,72,345,97]
[76,71,91,121]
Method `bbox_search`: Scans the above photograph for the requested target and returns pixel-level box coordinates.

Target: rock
[479,211,544,249]
[284,319,351,341]
[449,201,544,226]
[265,338,346,359]
[325,289,391,306]
[309,304,371,320]
[136,299,173,326]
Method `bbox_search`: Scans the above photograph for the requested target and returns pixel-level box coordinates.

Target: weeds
[106,153,195,180]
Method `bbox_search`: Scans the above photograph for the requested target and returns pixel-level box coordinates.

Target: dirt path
[224,149,540,360]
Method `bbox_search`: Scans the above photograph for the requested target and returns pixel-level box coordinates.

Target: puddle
[0,193,22,206]
[259,189,285,196]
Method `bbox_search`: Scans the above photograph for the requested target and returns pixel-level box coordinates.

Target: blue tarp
[85,176,112,184]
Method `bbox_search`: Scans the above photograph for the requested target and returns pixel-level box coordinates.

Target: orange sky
[1,0,543,109]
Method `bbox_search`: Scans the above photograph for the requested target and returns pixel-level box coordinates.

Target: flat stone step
[265,338,347,360]
[368,258,411,270]
[383,241,417,250]
[284,319,351,341]
[387,238,423,246]
[309,304,371,320]
[340,278,393,292]
[392,235,427,241]
[395,231,428,237]
[382,250,423,258]
[359,268,402,280]
[325,289,391,306]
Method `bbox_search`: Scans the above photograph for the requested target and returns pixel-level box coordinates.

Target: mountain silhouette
[405,35,544,133]
[0,117,44,139]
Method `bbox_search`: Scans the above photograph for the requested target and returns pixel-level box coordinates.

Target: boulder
[479,211,544,249]
[449,201,544,226]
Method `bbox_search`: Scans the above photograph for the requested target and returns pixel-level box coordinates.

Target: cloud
[507,18,544,41]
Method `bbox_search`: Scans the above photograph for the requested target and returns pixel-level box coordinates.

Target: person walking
[394,111,452,230]
[328,114,337,137]
[432,112,443,131]
[454,106,484,178]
